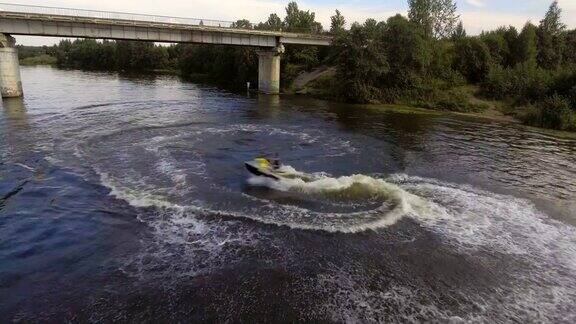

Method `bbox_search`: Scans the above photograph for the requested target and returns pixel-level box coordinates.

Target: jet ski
[245,157,284,180]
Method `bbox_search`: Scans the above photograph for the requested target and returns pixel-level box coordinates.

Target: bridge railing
[0,2,235,28]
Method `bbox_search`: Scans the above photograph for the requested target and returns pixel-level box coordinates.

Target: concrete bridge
[0,3,331,97]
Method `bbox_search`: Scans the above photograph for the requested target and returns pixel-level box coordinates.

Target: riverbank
[289,68,521,123]
[14,62,570,135]
[19,54,56,66]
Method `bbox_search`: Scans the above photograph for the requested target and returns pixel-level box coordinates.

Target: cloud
[9,0,576,45]
[466,0,485,8]
[460,11,533,34]
[461,0,576,34]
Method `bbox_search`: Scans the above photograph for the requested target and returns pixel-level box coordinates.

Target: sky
[8,0,576,46]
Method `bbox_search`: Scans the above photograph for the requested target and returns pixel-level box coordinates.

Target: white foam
[97,162,576,321]
[99,171,187,210]
[241,171,446,233]
[99,171,263,280]
[98,161,443,235]
[387,175,576,322]
[14,163,35,171]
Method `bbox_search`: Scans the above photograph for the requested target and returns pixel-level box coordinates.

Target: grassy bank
[296,71,505,115]
[20,54,57,66]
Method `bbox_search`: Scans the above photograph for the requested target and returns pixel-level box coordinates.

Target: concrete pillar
[257,45,284,94]
[0,34,23,98]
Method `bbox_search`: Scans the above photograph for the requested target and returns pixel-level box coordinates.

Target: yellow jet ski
[245,157,284,180]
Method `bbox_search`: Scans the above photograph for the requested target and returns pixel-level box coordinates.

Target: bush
[408,87,488,112]
[481,63,552,102]
[20,54,57,66]
[521,95,576,130]
[569,86,576,109]
[453,38,492,83]
[549,67,576,98]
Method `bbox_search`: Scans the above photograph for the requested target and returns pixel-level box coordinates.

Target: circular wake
[79,119,575,322]
[83,122,433,233]
[243,170,439,232]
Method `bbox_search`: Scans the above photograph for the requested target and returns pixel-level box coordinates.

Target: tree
[330,10,346,34]
[503,26,520,67]
[333,21,389,102]
[539,0,566,35]
[116,41,165,71]
[257,14,283,31]
[232,19,252,29]
[453,38,491,83]
[282,2,323,71]
[517,23,538,68]
[408,0,459,39]
[480,28,509,67]
[432,0,459,39]
[565,30,576,64]
[284,2,323,33]
[537,1,566,69]
[363,18,381,38]
[452,21,466,41]
[408,0,434,37]
[382,14,431,88]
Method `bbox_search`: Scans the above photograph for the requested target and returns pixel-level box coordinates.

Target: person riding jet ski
[245,156,284,180]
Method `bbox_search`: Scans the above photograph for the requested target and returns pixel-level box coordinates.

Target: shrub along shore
[20,1,576,132]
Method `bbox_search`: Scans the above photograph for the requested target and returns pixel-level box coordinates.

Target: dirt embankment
[290,67,336,94]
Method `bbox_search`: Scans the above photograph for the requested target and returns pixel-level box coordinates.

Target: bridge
[0,3,332,97]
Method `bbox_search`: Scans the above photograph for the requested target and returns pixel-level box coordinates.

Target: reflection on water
[1,98,33,162]
[0,66,575,322]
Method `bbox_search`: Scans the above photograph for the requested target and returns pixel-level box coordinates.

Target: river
[1,66,575,322]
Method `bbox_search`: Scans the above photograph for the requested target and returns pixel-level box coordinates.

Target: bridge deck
[0,3,331,47]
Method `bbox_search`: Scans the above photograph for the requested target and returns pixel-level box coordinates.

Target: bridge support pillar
[257,45,284,94]
[0,34,23,98]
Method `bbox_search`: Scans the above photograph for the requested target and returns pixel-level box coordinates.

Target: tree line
[49,0,576,131]
[51,2,328,88]
[332,0,576,130]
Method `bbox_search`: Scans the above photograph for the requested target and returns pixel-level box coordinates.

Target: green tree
[453,37,491,83]
[502,26,520,67]
[116,41,150,71]
[382,14,431,88]
[537,1,566,69]
[481,28,509,67]
[284,2,323,33]
[517,23,538,68]
[257,14,283,31]
[282,2,323,71]
[232,19,252,29]
[428,40,460,85]
[565,30,576,64]
[333,21,389,102]
[330,10,346,34]
[408,0,459,39]
[451,21,466,41]
[539,0,566,35]
[432,0,459,39]
[408,0,434,37]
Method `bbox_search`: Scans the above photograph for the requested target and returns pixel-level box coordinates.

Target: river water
[1,66,575,322]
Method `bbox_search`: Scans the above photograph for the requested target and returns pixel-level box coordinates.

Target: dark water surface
[1,66,575,322]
